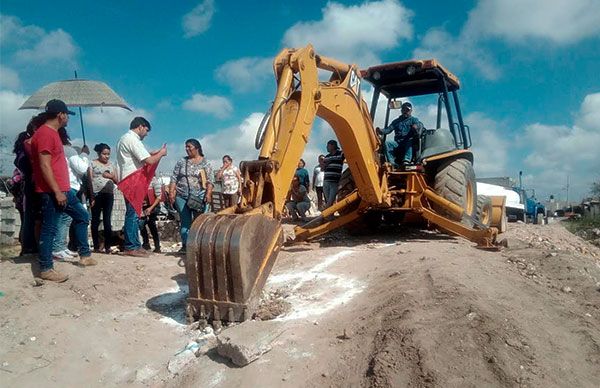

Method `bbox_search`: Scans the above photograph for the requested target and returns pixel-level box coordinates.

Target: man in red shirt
[31,99,96,282]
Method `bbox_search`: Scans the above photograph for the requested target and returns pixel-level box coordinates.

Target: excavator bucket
[185,213,283,324]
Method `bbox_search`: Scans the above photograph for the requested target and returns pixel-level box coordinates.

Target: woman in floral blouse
[168,139,213,254]
[216,154,242,208]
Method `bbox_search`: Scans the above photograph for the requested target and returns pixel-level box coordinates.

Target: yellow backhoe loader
[184,44,506,325]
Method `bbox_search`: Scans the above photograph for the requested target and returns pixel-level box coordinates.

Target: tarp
[117,163,159,216]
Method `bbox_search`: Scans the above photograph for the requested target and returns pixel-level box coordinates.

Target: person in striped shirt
[322,139,344,209]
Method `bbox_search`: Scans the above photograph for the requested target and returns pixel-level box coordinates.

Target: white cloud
[0,65,20,89]
[282,0,413,66]
[83,106,152,129]
[214,57,273,93]
[182,0,215,38]
[183,93,233,119]
[14,29,78,65]
[518,92,600,200]
[464,0,600,44]
[465,112,510,177]
[576,92,600,131]
[413,0,600,81]
[152,114,266,178]
[0,90,36,139]
[0,14,44,48]
[413,28,501,80]
[199,112,264,166]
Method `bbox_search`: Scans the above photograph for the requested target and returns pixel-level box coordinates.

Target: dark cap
[45,99,75,115]
[327,139,339,149]
[401,101,412,110]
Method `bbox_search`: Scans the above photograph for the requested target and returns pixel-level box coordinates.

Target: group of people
[286,139,345,222]
[10,97,420,282]
[10,99,244,283]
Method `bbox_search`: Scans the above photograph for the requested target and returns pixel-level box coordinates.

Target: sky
[1,0,599,202]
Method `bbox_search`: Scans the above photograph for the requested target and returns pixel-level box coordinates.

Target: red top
[31,124,70,193]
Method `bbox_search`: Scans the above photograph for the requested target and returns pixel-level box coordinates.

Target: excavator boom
[185,45,386,324]
[185,45,503,325]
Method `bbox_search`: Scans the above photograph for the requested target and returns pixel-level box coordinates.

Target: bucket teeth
[185,214,283,323]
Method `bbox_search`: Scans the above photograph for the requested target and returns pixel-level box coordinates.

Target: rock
[505,337,522,348]
[560,285,572,293]
[127,366,156,383]
[216,320,284,367]
[195,332,218,356]
[337,329,351,340]
[546,252,558,258]
[167,349,196,375]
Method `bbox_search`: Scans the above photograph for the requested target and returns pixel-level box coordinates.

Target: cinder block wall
[0,197,21,245]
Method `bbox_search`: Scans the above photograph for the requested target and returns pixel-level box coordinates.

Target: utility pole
[566,175,570,212]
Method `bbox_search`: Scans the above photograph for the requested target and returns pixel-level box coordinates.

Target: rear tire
[476,195,492,228]
[335,169,381,234]
[337,169,355,201]
[433,158,477,224]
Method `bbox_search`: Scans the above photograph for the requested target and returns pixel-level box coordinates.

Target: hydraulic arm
[185,45,503,325]
[185,45,387,324]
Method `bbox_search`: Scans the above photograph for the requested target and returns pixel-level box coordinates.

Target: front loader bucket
[185,213,283,324]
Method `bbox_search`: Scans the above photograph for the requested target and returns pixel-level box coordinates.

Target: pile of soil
[2,221,599,387]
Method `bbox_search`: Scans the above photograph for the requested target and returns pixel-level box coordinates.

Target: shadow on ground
[146,273,189,325]
[283,222,457,249]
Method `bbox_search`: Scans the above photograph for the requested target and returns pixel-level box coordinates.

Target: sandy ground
[1,221,599,387]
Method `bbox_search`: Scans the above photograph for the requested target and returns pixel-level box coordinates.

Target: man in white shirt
[312,154,325,210]
[52,143,95,265]
[116,117,167,256]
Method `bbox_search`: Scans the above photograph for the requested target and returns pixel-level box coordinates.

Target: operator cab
[361,60,471,166]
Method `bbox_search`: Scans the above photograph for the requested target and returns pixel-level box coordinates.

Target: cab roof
[361,59,461,99]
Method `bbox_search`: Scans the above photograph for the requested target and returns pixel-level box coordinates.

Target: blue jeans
[124,199,141,251]
[385,137,413,166]
[174,195,199,246]
[286,200,310,219]
[39,191,91,271]
[52,212,72,253]
[20,182,39,254]
[323,180,339,208]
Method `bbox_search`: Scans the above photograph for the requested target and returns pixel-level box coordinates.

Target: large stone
[216,320,284,367]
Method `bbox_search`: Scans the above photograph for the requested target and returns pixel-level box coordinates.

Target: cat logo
[348,69,361,100]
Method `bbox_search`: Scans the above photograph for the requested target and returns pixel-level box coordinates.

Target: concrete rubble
[216,320,285,367]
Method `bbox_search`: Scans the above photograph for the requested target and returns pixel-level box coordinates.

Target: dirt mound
[2,222,599,387]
